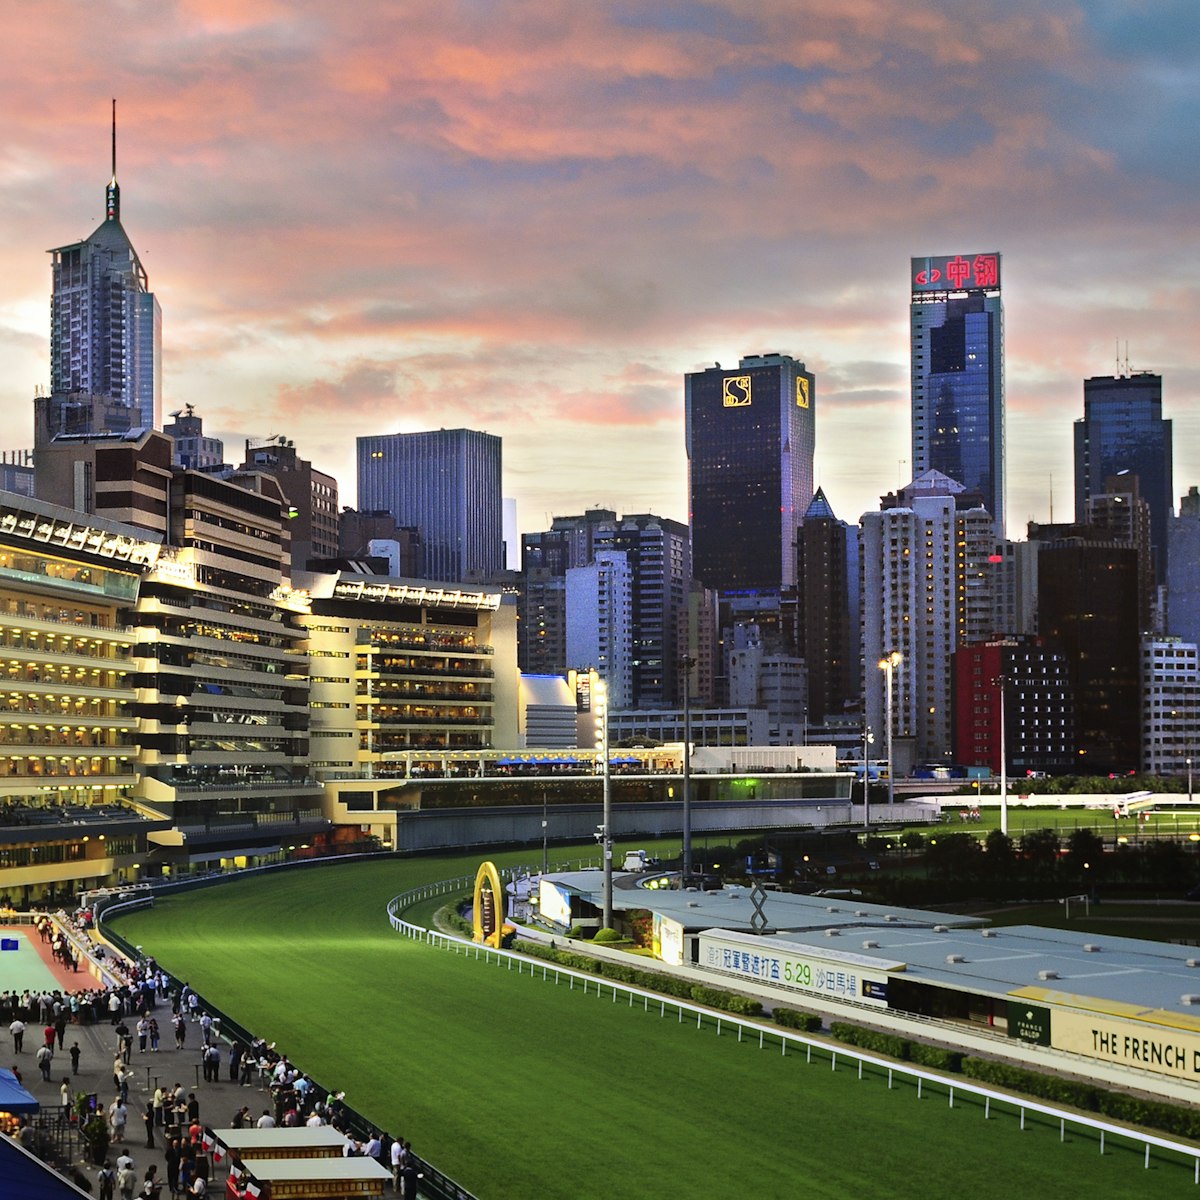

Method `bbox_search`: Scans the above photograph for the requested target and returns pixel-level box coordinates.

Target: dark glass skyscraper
[48,104,161,430]
[1074,372,1173,582]
[911,253,1004,534]
[356,428,503,583]
[685,353,815,593]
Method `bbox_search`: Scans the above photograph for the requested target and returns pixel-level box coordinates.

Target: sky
[0,0,1197,542]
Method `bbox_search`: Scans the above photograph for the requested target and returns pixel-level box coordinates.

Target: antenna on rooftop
[105,98,120,221]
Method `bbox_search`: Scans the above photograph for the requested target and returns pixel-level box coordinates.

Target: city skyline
[0,3,1197,537]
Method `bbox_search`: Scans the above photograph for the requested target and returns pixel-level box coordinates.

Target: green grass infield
[111,853,1200,1199]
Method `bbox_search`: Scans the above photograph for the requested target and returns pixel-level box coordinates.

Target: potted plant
[75,1096,110,1166]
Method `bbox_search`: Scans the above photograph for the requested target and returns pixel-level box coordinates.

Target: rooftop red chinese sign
[911,253,1001,294]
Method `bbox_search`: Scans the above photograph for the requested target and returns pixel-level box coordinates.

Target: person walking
[35,1042,53,1082]
[69,1041,81,1075]
[116,1160,137,1200]
[143,1101,155,1149]
[97,1161,116,1200]
[164,1138,181,1194]
[9,1017,24,1053]
[60,1077,72,1111]
[108,1095,127,1144]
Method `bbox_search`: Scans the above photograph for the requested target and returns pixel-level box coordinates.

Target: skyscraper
[796,488,854,725]
[356,428,503,583]
[1074,372,1173,582]
[685,353,815,594]
[48,103,162,431]
[910,253,1004,534]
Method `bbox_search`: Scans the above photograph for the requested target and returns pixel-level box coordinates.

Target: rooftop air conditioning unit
[1037,970,1059,981]
[946,954,966,964]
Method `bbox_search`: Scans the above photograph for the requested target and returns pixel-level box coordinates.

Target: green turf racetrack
[111,856,1200,1199]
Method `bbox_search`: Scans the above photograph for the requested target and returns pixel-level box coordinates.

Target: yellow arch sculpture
[473,860,506,947]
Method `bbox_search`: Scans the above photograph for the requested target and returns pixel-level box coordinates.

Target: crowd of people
[6,910,427,1197]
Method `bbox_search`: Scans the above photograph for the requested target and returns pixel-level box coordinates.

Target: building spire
[105,98,120,222]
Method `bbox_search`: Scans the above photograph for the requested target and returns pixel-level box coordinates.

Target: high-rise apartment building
[565,550,634,709]
[910,253,1004,534]
[595,514,690,708]
[357,429,502,583]
[1167,488,1200,646]
[861,470,995,763]
[518,509,690,709]
[1074,372,1173,582]
[47,106,161,432]
[1141,636,1200,775]
[685,354,815,593]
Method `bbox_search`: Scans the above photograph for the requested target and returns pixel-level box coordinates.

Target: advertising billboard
[538,880,574,929]
[911,252,1001,294]
[698,929,898,1009]
[1049,1007,1200,1083]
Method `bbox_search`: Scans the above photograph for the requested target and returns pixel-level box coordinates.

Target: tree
[927,833,981,884]
[1065,828,1104,881]
[1019,828,1060,884]
[982,828,1015,885]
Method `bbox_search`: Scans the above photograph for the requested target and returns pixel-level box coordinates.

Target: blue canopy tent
[0,1067,38,1113]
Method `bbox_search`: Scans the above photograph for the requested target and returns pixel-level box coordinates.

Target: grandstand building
[0,491,164,901]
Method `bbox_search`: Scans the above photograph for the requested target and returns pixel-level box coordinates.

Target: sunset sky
[0,1,1196,541]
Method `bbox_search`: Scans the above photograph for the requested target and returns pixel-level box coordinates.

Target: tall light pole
[996,673,1008,836]
[862,727,874,829]
[1188,757,1193,806]
[681,654,695,879]
[879,652,901,808]
[595,678,613,930]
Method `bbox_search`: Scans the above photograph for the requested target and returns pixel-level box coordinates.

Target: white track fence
[387,881,1200,1184]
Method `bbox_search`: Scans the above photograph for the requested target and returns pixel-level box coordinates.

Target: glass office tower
[685,353,815,593]
[1074,372,1173,582]
[357,428,503,583]
[910,253,1004,534]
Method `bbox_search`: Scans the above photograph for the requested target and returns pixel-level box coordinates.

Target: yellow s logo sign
[796,378,810,408]
[723,376,752,407]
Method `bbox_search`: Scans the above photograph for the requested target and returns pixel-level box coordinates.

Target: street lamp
[995,674,1008,837]
[1188,757,1193,807]
[541,789,548,877]
[680,655,696,879]
[878,652,902,808]
[594,679,613,930]
[862,727,874,829]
